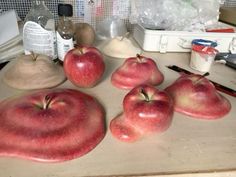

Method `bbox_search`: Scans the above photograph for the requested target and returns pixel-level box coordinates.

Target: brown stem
[31,52,38,61]
[74,46,84,55]
[194,72,210,85]
[43,95,53,110]
[120,32,130,41]
[78,47,83,54]
[136,54,143,63]
[140,88,150,102]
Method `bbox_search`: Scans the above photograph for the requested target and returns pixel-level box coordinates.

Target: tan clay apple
[102,36,141,59]
[3,53,66,90]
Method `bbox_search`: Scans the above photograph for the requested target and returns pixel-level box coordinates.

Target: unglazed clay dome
[0,89,105,162]
[165,74,231,119]
[3,54,66,90]
[102,36,141,59]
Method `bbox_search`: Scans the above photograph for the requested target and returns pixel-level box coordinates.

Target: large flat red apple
[165,73,231,119]
[0,89,105,162]
[111,55,164,89]
[110,84,173,142]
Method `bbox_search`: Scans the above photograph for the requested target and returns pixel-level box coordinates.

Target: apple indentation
[140,88,150,102]
[0,89,105,162]
[43,95,53,110]
[136,54,144,63]
[73,47,84,55]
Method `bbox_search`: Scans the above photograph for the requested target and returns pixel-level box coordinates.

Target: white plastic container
[133,23,236,54]
[190,39,218,72]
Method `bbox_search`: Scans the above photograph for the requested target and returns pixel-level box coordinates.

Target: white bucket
[190,39,218,72]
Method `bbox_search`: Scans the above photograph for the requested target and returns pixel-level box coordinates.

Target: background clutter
[0,0,236,62]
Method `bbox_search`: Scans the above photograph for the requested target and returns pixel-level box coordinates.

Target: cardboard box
[220,7,236,26]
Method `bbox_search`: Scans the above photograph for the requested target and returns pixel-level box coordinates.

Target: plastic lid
[58,4,73,17]
[191,39,217,48]
[192,44,218,55]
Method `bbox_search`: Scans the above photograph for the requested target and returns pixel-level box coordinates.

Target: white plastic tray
[133,23,236,53]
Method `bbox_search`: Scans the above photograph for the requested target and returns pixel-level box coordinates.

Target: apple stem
[78,47,83,55]
[43,95,53,110]
[140,88,150,102]
[136,54,143,63]
[194,72,210,85]
[120,32,130,41]
[31,52,38,61]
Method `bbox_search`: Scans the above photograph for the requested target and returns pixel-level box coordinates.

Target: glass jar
[23,0,57,59]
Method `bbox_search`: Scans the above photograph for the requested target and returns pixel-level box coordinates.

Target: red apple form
[165,73,231,119]
[110,113,142,143]
[111,54,164,89]
[110,84,174,142]
[123,84,174,134]
[64,46,105,88]
[0,89,105,162]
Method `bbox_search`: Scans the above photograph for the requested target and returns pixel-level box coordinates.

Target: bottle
[56,3,74,62]
[23,0,57,59]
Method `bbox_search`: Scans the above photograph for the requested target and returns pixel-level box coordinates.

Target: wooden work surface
[0,51,235,177]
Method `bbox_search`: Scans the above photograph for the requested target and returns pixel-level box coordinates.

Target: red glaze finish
[64,46,105,88]
[165,74,231,119]
[110,113,142,143]
[111,55,164,90]
[0,89,105,162]
[110,84,174,142]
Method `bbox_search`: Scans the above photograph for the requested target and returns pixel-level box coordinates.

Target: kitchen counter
[0,51,235,177]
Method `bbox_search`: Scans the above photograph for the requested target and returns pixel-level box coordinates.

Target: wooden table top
[0,51,235,177]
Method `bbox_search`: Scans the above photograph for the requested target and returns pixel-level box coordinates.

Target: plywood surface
[0,52,235,177]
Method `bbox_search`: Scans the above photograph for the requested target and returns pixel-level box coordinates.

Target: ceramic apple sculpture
[111,54,164,89]
[0,89,105,162]
[64,46,105,88]
[110,84,174,142]
[165,73,231,119]
[3,53,65,90]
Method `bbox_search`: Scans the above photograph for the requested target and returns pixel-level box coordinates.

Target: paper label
[84,0,93,24]
[112,0,130,19]
[76,0,94,24]
[23,21,57,59]
[76,0,85,17]
[56,32,74,61]
[95,0,103,16]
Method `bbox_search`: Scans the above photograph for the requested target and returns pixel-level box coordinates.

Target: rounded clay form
[0,89,105,162]
[3,54,66,90]
[165,74,231,119]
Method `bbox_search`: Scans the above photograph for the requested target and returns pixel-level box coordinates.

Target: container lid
[192,44,218,55]
[58,4,73,17]
[191,39,218,55]
[191,39,217,48]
